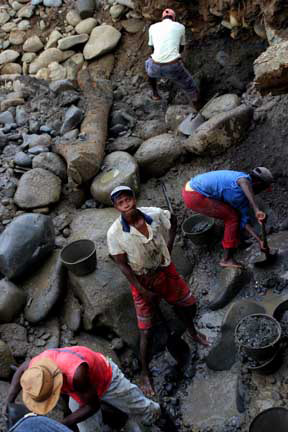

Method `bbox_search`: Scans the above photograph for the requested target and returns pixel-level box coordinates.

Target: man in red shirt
[2,346,160,432]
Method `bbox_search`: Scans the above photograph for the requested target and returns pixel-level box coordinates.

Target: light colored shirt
[189,170,251,229]
[148,19,186,63]
[107,207,171,275]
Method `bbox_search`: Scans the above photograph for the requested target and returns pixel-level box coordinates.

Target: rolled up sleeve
[159,209,171,230]
[107,230,124,256]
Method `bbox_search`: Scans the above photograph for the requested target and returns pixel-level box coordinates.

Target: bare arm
[2,360,30,415]
[111,254,156,301]
[62,364,100,427]
[237,178,266,222]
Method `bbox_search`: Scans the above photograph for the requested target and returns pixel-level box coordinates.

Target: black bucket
[60,239,96,276]
[182,214,214,246]
[249,407,288,432]
[235,313,282,362]
[243,347,283,375]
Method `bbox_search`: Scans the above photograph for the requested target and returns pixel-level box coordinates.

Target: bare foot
[140,374,155,397]
[219,258,243,269]
[190,331,210,347]
[151,93,161,101]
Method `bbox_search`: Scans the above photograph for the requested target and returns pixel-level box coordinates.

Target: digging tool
[178,92,219,136]
[159,181,191,364]
[161,181,174,214]
[253,222,278,267]
[155,304,191,367]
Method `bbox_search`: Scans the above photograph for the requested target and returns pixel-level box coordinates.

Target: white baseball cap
[110,186,134,203]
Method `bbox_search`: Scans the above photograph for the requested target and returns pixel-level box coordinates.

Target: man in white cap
[182,167,274,269]
[145,8,198,104]
[2,346,160,432]
[107,186,208,397]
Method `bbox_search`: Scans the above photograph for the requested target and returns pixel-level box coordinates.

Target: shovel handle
[161,181,174,215]
[260,222,270,257]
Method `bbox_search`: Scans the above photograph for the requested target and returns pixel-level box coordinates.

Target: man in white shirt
[107,186,208,398]
[145,8,198,103]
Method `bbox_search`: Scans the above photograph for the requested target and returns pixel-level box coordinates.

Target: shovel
[155,304,191,367]
[160,181,191,365]
[253,222,278,267]
[178,92,219,136]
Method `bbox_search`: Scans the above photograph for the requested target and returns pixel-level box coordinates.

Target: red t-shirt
[30,346,113,404]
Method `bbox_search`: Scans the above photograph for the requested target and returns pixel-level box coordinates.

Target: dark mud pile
[236,315,280,348]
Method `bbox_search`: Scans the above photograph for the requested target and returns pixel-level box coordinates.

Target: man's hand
[255,210,266,224]
[259,239,269,253]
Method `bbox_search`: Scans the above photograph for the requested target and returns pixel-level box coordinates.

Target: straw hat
[20,358,63,415]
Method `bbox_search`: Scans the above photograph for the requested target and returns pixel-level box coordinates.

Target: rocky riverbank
[1,0,288,431]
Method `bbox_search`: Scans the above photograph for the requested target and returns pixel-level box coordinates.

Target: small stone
[75,17,97,34]
[23,133,51,148]
[57,33,88,50]
[0,49,20,65]
[18,19,31,30]
[48,61,66,81]
[110,4,125,21]
[0,11,10,26]
[17,4,34,19]
[1,97,24,111]
[66,10,81,26]
[28,145,50,155]
[23,35,43,52]
[46,30,62,49]
[1,63,22,75]
[60,105,83,135]
[12,1,23,11]
[14,151,32,167]
[2,22,17,33]
[43,0,62,6]
[9,30,26,45]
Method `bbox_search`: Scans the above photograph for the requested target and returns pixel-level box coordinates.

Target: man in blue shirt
[182,167,274,268]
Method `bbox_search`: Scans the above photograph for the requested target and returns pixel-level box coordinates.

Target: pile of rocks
[0,0,141,82]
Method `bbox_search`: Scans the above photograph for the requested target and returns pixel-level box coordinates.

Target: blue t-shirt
[189,170,251,229]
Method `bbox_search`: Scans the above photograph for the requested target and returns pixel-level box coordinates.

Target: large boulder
[254,41,288,94]
[70,208,119,260]
[90,151,140,205]
[135,119,167,141]
[23,252,66,324]
[184,105,253,156]
[55,73,113,184]
[165,105,195,130]
[69,261,138,349]
[14,168,62,209]
[0,279,26,323]
[75,332,119,365]
[201,94,241,119]
[83,24,121,60]
[32,152,67,181]
[0,213,55,280]
[135,133,182,178]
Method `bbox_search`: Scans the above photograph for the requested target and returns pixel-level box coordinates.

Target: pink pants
[182,188,240,249]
